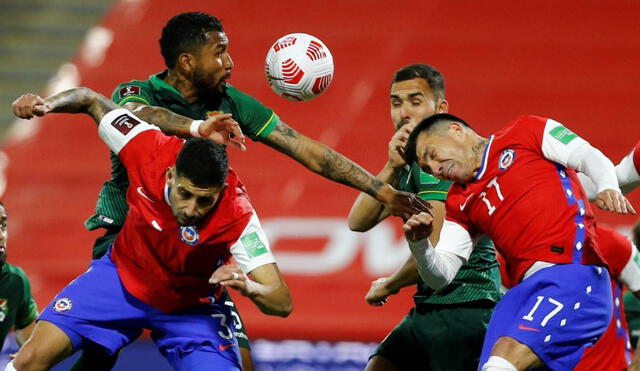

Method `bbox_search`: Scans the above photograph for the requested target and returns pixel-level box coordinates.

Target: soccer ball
[265,33,334,101]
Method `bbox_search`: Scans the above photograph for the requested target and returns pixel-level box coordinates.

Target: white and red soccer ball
[265,33,334,101]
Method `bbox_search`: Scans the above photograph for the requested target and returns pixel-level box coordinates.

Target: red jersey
[445,115,606,284]
[98,110,254,313]
[576,227,635,370]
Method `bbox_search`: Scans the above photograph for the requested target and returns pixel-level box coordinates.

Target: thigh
[151,303,242,369]
[38,254,145,355]
[13,320,74,370]
[480,264,612,371]
[369,308,427,370]
[416,305,493,371]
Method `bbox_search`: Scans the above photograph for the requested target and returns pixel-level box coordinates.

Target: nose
[426,160,443,177]
[183,200,198,218]
[224,53,234,70]
[399,102,412,120]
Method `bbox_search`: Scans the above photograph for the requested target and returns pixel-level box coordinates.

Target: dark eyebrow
[390,92,425,100]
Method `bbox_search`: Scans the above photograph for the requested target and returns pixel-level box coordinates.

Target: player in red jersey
[402,113,634,370]
[498,226,640,370]
[9,87,292,371]
[574,227,640,370]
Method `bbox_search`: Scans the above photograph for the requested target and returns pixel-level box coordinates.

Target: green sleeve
[111,81,154,106]
[14,266,38,329]
[226,85,279,141]
[410,163,452,201]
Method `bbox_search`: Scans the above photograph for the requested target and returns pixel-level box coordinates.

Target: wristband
[190,120,203,137]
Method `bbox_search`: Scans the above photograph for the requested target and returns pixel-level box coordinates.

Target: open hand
[596,189,636,215]
[199,113,247,151]
[365,277,399,306]
[209,264,250,296]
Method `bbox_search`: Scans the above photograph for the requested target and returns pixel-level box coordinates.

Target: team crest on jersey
[180,226,200,246]
[53,298,72,312]
[0,299,7,322]
[499,149,516,171]
[119,85,140,98]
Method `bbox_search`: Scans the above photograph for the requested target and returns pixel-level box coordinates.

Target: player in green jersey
[348,64,501,371]
[0,202,38,362]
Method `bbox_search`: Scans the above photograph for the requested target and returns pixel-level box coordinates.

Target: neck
[164,69,200,103]
[472,136,489,172]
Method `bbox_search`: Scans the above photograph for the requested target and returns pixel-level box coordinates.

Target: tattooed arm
[263,119,430,217]
[12,87,116,124]
[12,88,246,149]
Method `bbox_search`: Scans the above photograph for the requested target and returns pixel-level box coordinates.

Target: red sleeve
[596,226,632,278]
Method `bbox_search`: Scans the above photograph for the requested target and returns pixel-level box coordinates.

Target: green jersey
[396,163,502,305]
[624,291,640,347]
[85,71,279,231]
[0,263,38,346]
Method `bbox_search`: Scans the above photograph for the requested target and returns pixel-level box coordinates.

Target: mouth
[446,163,455,180]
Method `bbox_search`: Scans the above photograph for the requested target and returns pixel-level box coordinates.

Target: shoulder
[112,79,153,104]
[1,263,30,285]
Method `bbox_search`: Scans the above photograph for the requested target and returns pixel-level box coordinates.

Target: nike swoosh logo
[218,343,234,351]
[136,186,153,202]
[460,193,475,211]
[518,324,540,332]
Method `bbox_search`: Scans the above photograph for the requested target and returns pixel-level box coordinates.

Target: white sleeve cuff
[567,143,620,193]
[98,108,159,154]
[230,212,276,274]
[408,237,466,290]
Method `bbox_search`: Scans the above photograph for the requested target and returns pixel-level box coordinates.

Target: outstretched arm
[264,119,429,218]
[12,89,246,150]
[12,88,116,124]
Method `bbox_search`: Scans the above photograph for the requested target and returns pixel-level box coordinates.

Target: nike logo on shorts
[518,323,540,332]
[218,343,234,351]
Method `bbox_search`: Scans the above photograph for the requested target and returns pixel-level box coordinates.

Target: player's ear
[436,99,449,114]
[177,53,196,73]
[166,167,175,185]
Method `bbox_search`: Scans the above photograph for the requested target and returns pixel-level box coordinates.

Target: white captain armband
[229,212,276,274]
[98,108,159,154]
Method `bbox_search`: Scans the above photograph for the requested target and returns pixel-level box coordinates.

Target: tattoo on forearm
[320,149,384,196]
[47,87,117,123]
[267,120,383,196]
[131,105,192,136]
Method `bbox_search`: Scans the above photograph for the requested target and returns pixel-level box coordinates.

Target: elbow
[348,219,371,232]
[268,296,293,318]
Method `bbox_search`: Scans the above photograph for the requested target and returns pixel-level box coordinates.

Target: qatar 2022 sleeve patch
[241,232,268,258]
[548,124,578,145]
[119,85,141,99]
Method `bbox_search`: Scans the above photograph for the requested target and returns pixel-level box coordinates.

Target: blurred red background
[4,0,640,343]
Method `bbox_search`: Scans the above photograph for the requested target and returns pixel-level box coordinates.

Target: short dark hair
[175,138,228,188]
[160,12,224,68]
[404,113,470,165]
[392,64,445,101]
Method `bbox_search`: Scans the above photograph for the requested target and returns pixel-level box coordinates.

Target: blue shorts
[39,252,241,370]
[479,264,612,371]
